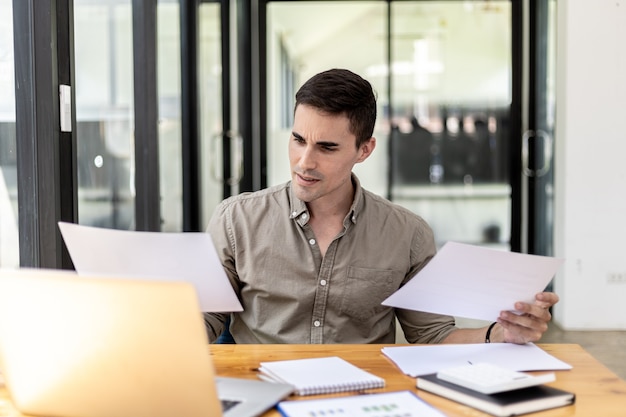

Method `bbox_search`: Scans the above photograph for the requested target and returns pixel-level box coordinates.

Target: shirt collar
[288,187,309,226]
[288,173,363,226]
[348,173,363,225]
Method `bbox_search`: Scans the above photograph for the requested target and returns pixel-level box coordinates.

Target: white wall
[553,0,626,329]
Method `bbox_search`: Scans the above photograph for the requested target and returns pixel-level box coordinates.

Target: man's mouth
[296,173,320,184]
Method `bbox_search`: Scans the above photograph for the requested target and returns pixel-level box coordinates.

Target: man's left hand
[497,292,560,344]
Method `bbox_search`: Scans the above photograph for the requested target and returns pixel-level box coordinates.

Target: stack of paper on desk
[382,343,572,377]
[416,373,575,417]
[382,241,564,321]
[58,221,242,313]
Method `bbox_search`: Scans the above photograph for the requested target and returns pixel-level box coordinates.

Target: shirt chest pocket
[339,266,398,322]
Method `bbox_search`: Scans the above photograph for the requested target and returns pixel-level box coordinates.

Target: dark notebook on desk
[417,373,575,417]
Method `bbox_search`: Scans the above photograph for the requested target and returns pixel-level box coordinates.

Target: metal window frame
[132,0,161,231]
[13,0,77,269]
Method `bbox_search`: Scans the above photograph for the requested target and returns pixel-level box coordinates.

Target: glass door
[389,1,513,250]
[73,0,231,232]
[73,0,137,230]
[264,0,516,251]
[198,0,237,229]
[265,1,388,194]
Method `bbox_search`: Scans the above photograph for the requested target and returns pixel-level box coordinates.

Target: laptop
[0,268,293,417]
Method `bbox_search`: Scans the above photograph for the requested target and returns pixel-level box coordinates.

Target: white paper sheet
[277,391,446,417]
[382,343,572,377]
[58,221,242,312]
[382,241,564,321]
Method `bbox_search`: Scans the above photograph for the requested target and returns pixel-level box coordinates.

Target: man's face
[288,104,375,205]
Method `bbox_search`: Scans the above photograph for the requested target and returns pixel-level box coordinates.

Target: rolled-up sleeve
[395,216,457,343]
[397,309,456,343]
[203,200,243,342]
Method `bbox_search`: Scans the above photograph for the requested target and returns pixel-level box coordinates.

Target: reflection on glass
[390,1,511,249]
[198,3,224,228]
[390,1,512,248]
[74,0,135,229]
[267,1,512,249]
[76,1,186,232]
[158,1,182,232]
[391,2,510,184]
[0,0,19,267]
[266,1,387,196]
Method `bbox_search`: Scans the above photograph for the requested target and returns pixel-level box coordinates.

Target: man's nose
[299,145,317,169]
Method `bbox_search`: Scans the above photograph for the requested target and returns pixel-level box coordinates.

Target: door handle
[227,130,243,186]
[522,129,552,177]
[211,130,243,185]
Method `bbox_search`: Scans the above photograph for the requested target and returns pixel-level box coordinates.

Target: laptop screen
[0,268,223,417]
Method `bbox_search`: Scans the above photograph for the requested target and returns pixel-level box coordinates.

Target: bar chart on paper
[276,391,446,417]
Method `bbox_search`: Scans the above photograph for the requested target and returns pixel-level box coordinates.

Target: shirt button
[291,211,297,217]
[320,279,327,286]
[309,238,316,245]
[313,320,321,327]
[301,213,308,220]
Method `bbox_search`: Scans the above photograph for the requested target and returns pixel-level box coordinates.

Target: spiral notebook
[258,356,385,396]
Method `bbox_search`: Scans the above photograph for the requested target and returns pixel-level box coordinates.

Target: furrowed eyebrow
[317,141,339,149]
[292,132,339,149]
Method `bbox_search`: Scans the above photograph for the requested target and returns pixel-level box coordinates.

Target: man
[204,68,558,344]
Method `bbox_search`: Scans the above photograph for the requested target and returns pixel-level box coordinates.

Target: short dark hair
[295,68,377,148]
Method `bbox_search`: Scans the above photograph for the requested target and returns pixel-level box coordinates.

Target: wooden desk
[210,344,626,416]
[1,344,624,416]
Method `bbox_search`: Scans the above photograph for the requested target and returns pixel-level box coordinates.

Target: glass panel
[266,1,388,196]
[0,0,19,267]
[267,1,512,250]
[198,2,224,227]
[74,0,135,229]
[390,1,512,249]
[158,1,183,231]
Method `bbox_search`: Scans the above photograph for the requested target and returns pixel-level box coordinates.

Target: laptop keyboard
[220,399,241,412]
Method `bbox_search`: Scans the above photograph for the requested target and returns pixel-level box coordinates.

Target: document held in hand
[58,221,242,313]
[382,241,564,321]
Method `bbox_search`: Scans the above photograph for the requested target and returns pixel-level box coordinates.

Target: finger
[533,299,554,310]
[498,319,544,344]
[500,308,550,333]
[513,301,552,321]
[501,311,548,336]
[535,292,559,307]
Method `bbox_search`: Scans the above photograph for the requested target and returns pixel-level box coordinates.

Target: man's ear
[356,137,376,163]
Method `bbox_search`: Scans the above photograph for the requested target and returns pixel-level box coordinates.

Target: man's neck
[307,182,355,221]
[306,187,355,258]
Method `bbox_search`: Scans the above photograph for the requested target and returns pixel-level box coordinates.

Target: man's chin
[293,185,315,203]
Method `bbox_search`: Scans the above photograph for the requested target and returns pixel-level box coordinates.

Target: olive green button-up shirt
[204,175,456,344]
